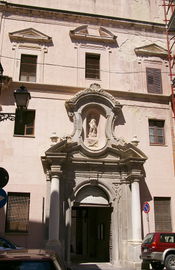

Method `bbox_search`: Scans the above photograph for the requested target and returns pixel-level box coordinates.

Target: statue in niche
[86,116,98,148]
[88,118,97,138]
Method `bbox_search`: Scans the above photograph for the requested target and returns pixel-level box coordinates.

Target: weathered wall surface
[6,0,164,23]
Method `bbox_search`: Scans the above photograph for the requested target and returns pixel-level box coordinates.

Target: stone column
[131,179,141,241]
[46,165,62,254]
[128,179,142,266]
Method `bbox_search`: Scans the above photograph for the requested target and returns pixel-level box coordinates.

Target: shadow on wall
[0,206,46,249]
[140,178,152,239]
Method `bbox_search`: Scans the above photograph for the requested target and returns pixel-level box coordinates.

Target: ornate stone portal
[42,84,147,269]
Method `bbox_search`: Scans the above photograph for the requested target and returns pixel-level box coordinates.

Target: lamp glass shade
[14,86,31,109]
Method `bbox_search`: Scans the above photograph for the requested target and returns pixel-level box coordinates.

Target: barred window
[5,193,30,233]
[85,53,100,79]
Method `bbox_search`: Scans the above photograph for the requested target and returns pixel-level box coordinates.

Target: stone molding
[135,43,168,59]
[70,25,117,44]
[9,28,53,44]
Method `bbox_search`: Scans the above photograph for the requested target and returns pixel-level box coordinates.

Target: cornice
[9,81,170,105]
[0,1,165,33]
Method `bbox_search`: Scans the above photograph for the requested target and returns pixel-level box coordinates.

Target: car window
[0,238,16,249]
[143,233,154,244]
[160,234,175,243]
[0,238,11,248]
[0,260,57,270]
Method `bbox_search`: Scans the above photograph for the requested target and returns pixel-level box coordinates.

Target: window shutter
[146,68,163,94]
[154,197,172,232]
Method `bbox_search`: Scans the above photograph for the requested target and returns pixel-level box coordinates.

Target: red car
[141,232,175,270]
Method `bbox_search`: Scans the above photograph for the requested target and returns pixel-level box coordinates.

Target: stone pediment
[134,43,168,58]
[9,28,52,44]
[70,25,117,44]
[44,137,147,165]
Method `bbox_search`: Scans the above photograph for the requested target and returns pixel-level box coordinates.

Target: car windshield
[0,238,16,249]
[143,233,154,244]
[0,260,57,270]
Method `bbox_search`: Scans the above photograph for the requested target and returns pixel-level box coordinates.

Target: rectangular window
[19,54,37,82]
[85,53,100,79]
[149,119,165,145]
[14,109,35,136]
[146,67,162,94]
[5,192,30,233]
[154,197,172,232]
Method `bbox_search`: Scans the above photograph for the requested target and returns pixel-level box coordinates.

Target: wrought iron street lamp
[0,85,31,122]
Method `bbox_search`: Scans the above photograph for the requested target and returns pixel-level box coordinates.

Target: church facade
[0,1,175,269]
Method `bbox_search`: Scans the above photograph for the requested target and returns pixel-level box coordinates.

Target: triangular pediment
[9,28,52,44]
[134,43,168,58]
[70,25,117,44]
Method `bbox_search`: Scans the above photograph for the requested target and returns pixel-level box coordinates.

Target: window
[149,119,165,145]
[85,53,100,79]
[154,197,172,232]
[146,67,162,94]
[5,192,30,233]
[19,54,37,82]
[14,109,35,136]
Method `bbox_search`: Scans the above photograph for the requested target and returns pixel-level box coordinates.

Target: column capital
[50,165,62,177]
[126,171,144,183]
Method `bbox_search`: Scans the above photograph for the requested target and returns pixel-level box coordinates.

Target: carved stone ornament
[65,83,122,114]
[112,183,122,203]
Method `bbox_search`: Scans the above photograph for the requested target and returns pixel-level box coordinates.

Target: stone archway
[71,185,112,262]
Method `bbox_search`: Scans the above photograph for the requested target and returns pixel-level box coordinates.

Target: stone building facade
[0,1,174,269]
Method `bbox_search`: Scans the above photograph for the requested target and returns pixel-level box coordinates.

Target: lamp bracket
[0,113,15,122]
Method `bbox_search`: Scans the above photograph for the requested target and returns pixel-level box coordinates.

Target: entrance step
[70,263,132,270]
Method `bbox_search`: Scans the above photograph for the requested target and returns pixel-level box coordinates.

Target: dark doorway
[71,206,111,262]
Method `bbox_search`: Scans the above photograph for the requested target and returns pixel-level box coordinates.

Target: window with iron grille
[85,53,100,79]
[146,67,162,94]
[154,197,172,232]
[5,192,30,233]
[19,54,37,82]
[14,109,35,136]
[149,119,165,145]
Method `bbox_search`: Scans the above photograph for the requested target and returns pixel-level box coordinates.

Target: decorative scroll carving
[112,183,122,203]
[65,83,122,113]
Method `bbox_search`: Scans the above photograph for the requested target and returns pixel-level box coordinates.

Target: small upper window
[146,67,162,94]
[85,53,100,79]
[14,109,35,136]
[149,119,165,145]
[19,54,37,82]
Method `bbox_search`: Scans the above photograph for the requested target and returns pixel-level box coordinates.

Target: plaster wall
[6,0,164,23]
[0,9,169,93]
[0,1,174,267]
[0,85,174,239]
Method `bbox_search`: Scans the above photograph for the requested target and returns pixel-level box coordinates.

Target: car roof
[0,249,56,261]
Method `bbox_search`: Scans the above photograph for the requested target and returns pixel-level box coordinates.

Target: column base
[127,240,142,264]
